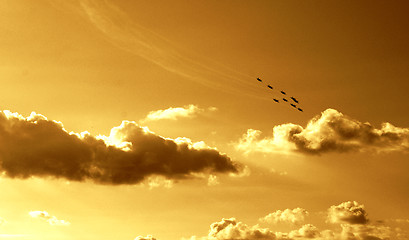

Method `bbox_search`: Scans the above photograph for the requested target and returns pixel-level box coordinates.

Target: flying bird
[257,77,262,82]
[290,103,297,108]
[267,85,273,89]
[273,98,279,103]
[290,97,299,103]
[280,91,286,95]
[297,108,303,112]
[283,98,288,102]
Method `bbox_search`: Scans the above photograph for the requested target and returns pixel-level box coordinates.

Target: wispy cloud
[29,211,70,226]
[236,108,409,155]
[140,105,216,123]
[74,0,260,97]
[0,110,243,185]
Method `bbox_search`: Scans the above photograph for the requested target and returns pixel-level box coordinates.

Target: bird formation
[256,77,303,112]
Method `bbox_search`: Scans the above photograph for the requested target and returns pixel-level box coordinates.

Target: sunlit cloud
[207,175,220,186]
[235,108,409,155]
[0,110,243,185]
[141,105,216,123]
[29,211,70,226]
[327,201,369,225]
[182,201,405,240]
[259,208,309,225]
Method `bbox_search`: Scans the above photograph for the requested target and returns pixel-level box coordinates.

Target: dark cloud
[0,110,242,185]
[236,109,409,155]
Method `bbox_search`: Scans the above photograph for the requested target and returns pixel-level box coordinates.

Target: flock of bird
[257,77,303,112]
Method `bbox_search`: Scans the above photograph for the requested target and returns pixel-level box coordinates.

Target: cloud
[74,0,259,98]
[235,108,409,155]
[141,105,216,123]
[183,201,406,240]
[207,175,220,186]
[29,211,70,226]
[327,201,369,225]
[134,236,157,240]
[260,208,309,225]
[288,224,322,239]
[0,110,243,185]
[207,218,276,240]
[340,224,393,240]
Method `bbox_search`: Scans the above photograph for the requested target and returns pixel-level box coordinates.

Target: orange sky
[1,1,409,239]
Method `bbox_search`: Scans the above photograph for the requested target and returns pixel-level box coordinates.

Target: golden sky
[1,0,409,239]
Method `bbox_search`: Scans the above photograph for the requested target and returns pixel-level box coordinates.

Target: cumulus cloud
[29,211,70,226]
[184,201,405,240]
[327,201,369,225]
[260,208,309,225]
[235,108,409,155]
[207,218,276,240]
[0,110,242,185]
[141,105,217,123]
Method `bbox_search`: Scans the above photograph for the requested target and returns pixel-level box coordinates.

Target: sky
[1,0,409,239]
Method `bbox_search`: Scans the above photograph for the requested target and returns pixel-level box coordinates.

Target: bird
[267,85,273,89]
[281,91,286,95]
[257,77,262,82]
[273,98,279,103]
[290,103,297,108]
[283,98,288,102]
[290,97,299,103]
[297,108,303,112]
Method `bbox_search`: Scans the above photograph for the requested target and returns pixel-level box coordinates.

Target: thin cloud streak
[76,0,262,98]
[0,110,243,185]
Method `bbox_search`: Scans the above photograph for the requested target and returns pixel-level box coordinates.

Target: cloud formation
[327,201,369,225]
[260,208,309,225]
[236,108,409,155]
[184,200,405,240]
[29,211,70,226]
[0,110,242,185]
[141,105,216,123]
[207,218,276,240]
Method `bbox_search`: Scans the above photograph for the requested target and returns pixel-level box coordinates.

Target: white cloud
[29,211,70,226]
[207,175,220,186]
[260,208,309,225]
[141,105,214,123]
[183,201,406,240]
[327,201,369,225]
[235,108,409,155]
